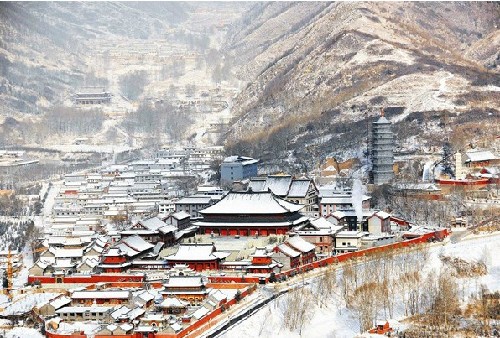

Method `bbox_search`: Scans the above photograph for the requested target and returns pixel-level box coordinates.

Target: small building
[272,243,301,270]
[285,236,316,265]
[164,211,192,230]
[334,231,367,254]
[367,211,391,235]
[74,87,111,105]
[174,195,216,219]
[368,320,393,335]
[38,296,71,316]
[70,290,131,305]
[56,306,113,321]
[290,217,344,255]
[464,150,499,169]
[220,156,259,183]
[247,247,282,274]
[360,234,395,249]
[319,193,371,216]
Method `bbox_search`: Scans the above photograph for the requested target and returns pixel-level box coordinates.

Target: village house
[290,217,344,255]
[56,306,113,321]
[193,191,309,236]
[272,243,301,270]
[96,323,135,336]
[38,296,71,316]
[319,193,371,216]
[285,236,317,265]
[174,195,218,218]
[367,210,392,235]
[327,210,374,231]
[99,235,155,273]
[360,234,396,249]
[464,150,499,169]
[120,217,176,244]
[334,231,368,254]
[110,305,145,323]
[164,211,191,231]
[70,289,131,306]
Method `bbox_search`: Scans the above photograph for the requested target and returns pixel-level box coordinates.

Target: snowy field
[221,232,500,338]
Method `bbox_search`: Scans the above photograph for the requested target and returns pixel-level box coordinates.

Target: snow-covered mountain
[222,2,499,162]
[0,2,498,164]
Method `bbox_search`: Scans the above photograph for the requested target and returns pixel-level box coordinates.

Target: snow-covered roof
[288,179,314,197]
[310,217,335,229]
[159,297,189,308]
[208,289,227,302]
[166,244,222,261]
[135,290,155,301]
[56,306,112,314]
[48,296,71,310]
[371,210,391,219]
[200,191,303,215]
[192,306,210,320]
[252,247,272,257]
[175,196,212,205]
[159,225,177,234]
[262,175,292,196]
[276,243,300,258]
[120,323,134,332]
[172,211,190,220]
[114,243,141,257]
[287,236,316,253]
[166,276,204,288]
[222,156,258,165]
[54,248,83,258]
[465,150,498,162]
[139,217,166,231]
[170,322,183,332]
[71,290,130,299]
[110,305,130,320]
[374,115,391,124]
[336,231,366,238]
[122,235,154,252]
[127,307,145,320]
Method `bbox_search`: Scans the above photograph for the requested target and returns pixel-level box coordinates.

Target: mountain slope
[223,2,499,163]
[0,2,189,116]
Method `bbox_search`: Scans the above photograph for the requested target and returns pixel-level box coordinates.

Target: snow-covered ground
[221,232,500,338]
[5,328,44,338]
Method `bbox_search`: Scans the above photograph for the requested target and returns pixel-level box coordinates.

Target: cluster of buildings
[8,264,253,338]
[52,146,223,223]
[31,168,413,284]
[22,129,462,337]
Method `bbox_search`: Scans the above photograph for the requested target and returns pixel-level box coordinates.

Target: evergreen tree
[442,142,454,178]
